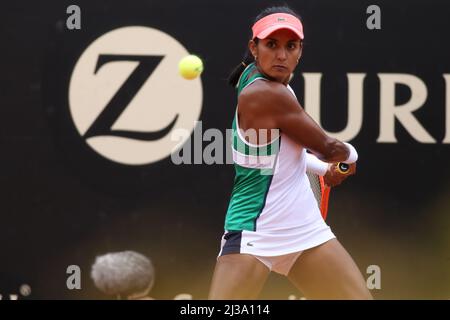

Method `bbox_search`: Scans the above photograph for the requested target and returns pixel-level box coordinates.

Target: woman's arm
[306,152,357,187]
[305,152,329,176]
[238,80,357,163]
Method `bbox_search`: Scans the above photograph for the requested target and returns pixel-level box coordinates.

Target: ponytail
[227,39,259,87]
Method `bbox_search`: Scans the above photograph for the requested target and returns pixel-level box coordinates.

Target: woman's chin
[270,74,289,84]
[268,70,290,82]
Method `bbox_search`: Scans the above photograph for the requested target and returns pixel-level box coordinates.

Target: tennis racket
[307,162,350,220]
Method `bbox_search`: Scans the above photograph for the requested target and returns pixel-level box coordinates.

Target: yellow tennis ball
[178,54,204,80]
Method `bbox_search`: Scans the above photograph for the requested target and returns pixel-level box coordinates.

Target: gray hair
[90,251,155,298]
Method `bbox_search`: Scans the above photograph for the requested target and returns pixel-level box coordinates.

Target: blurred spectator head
[90,250,155,299]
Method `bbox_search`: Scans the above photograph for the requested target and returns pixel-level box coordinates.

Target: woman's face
[249,28,302,84]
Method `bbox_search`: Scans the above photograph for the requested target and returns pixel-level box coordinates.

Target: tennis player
[208,6,372,300]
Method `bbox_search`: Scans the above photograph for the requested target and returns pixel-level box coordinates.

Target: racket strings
[306,171,322,209]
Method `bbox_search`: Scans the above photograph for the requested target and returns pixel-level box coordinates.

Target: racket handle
[336,162,350,174]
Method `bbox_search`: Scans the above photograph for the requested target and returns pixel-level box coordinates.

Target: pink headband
[252,13,304,40]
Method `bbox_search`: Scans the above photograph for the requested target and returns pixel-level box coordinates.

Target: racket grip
[336,162,350,174]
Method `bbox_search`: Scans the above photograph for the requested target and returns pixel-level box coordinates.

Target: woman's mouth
[272,65,288,71]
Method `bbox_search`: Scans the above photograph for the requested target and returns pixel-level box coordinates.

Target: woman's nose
[276,48,287,60]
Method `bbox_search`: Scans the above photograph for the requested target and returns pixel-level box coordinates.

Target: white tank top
[225,63,322,232]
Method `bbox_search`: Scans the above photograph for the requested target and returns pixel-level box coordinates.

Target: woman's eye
[267,41,275,48]
[288,43,297,50]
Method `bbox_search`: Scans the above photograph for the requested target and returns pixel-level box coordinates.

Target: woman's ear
[297,47,303,63]
[248,40,258,59]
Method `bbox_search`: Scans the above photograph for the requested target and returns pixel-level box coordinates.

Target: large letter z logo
[84,54,178,140]
[69,26,203,165]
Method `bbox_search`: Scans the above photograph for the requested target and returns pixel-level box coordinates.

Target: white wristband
[343,142,358,164]
[305,153,329,176]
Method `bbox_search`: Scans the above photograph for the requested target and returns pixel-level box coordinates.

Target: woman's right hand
[323,162,356,187]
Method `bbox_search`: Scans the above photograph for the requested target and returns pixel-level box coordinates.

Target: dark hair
[228,5,302,87]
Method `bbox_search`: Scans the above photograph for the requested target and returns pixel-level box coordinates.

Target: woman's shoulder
[240,79,294,104]
[238,81,300,120]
